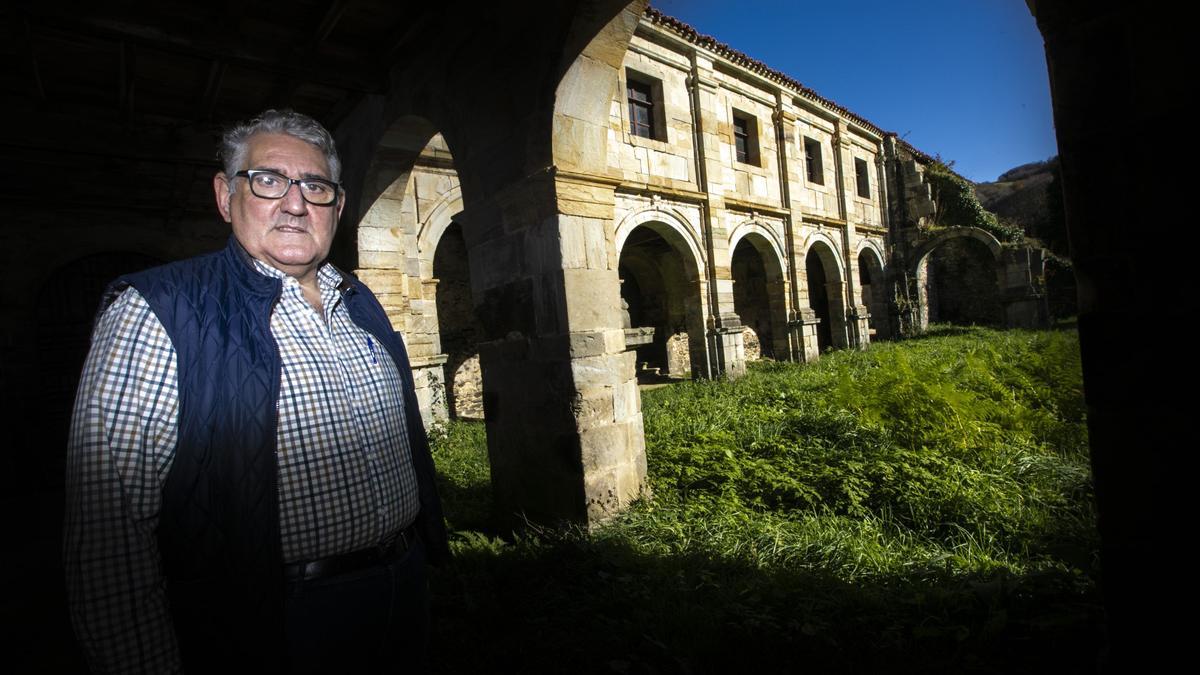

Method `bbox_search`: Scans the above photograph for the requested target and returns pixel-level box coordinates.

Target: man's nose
[280,182,309,214]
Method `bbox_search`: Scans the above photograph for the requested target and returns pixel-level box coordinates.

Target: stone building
[1,2,1181,669]
[2,1,1044,539]
[375,9,1047,430]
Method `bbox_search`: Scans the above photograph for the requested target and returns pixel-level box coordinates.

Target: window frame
[731,109,761,167]
[803,136,824,185]
[625,69,667,143]
[854,157,871,198]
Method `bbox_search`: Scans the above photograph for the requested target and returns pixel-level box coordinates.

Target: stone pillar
[774,97,805,363]
[688,50,746,379]
[409,354,449,427]
[832,120,869,350]
[707,325,747,378]
[468,172,647,529]
[845,306,872,349]
[793,308,822,362]
[355,175,450,424]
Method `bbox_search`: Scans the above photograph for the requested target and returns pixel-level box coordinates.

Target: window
[626,69,666,142]
[628,79,654,139]
[803,136,824,185]
[854,157,870,198]
[732,110,760,166]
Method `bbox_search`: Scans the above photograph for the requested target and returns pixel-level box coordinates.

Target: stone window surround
[854,156,871,199]
[726,103,770,178]
[794,114,836,194]
[627,77,656,140]
[731,109,759,166]
[848,148,879,204]
[802,135,824,186]
[621,65,672,145]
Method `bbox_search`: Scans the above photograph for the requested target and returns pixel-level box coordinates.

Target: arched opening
[921,237,1003,327]
[32,251,162,489]
[858,247,890,340]
[731,235,788,360]
[433,222,484,420]
[359,120,475,424]
[618,223,705,381]
[805,241,847,353]
[360,118,495,530]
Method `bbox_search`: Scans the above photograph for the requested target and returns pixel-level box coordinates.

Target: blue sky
[650,0,1057,183]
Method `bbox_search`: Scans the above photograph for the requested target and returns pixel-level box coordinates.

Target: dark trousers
[284,536,429,674]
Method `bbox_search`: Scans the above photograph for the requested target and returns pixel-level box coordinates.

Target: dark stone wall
[1030,1,1194,669]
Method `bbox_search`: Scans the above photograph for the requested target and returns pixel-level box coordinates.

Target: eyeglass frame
[233,169,342,206]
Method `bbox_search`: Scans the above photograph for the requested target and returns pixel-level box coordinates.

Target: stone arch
[430,221,485,421]
[615,206,707,279]
[911,228,1004,328]
[910,227,1003,273]
[728,223,790,361]
[729,220,788,268]
[357,118,473,427]
[335,0,651,528]
[553,2,647,176]
[855,240,890,340]
[799,230,847,274]
[802,237,849,352]
[416,185,465,274]
[358,115,445,221]
[618,219,709,380]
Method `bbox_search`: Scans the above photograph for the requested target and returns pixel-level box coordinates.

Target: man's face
[214,133,344,282]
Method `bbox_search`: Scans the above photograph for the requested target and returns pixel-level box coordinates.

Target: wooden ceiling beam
[26,10,388,95]
[21,15,46,103]
[313,0,350,47]
[119,41,136,124]
[197,60,227,122]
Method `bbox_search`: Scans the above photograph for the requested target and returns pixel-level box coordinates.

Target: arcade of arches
[3,1,1052,535]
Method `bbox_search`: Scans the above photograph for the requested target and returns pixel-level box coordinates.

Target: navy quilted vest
[109,237,448,671]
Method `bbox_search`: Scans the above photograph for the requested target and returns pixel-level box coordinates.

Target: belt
[284,525,417,582]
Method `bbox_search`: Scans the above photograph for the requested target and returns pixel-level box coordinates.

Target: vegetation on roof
[926,161,1025,244]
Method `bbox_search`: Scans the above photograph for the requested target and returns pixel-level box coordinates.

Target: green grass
[427,326,1101,674]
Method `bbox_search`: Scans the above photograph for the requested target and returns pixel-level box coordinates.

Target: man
[64,109,449,673]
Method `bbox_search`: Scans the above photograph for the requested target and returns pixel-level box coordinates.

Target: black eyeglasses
[234,170,341,206]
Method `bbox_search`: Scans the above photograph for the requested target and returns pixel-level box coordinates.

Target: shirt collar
[249,258,344,292]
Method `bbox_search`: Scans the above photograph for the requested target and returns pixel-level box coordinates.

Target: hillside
[973,157,1058,238]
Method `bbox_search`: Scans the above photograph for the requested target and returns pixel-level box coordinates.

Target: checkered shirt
[63,259,421,674]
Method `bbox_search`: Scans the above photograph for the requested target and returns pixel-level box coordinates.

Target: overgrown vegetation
[428,326,1101,673]
[927,162,1025,244]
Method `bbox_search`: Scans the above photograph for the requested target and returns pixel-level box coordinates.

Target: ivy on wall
[926,162,1024,244]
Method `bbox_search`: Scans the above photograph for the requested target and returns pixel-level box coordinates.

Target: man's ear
[213,172,233,223]
[336,190,346,222]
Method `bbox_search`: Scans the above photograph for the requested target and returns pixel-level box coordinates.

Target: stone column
[793,308,822,362]
[355,181,453,424]
[467,171,647,529]
[688,50,745,378]
[409,354,450,426]
[774,96,804,362]
[832,120,869,349]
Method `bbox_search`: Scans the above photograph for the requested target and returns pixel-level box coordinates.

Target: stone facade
[4,1,1049,533]
[361,7,1049,433]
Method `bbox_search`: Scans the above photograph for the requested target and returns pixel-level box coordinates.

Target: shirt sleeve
[63,286,183,674]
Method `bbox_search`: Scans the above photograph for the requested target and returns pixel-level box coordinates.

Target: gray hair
[219,109,342,187]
